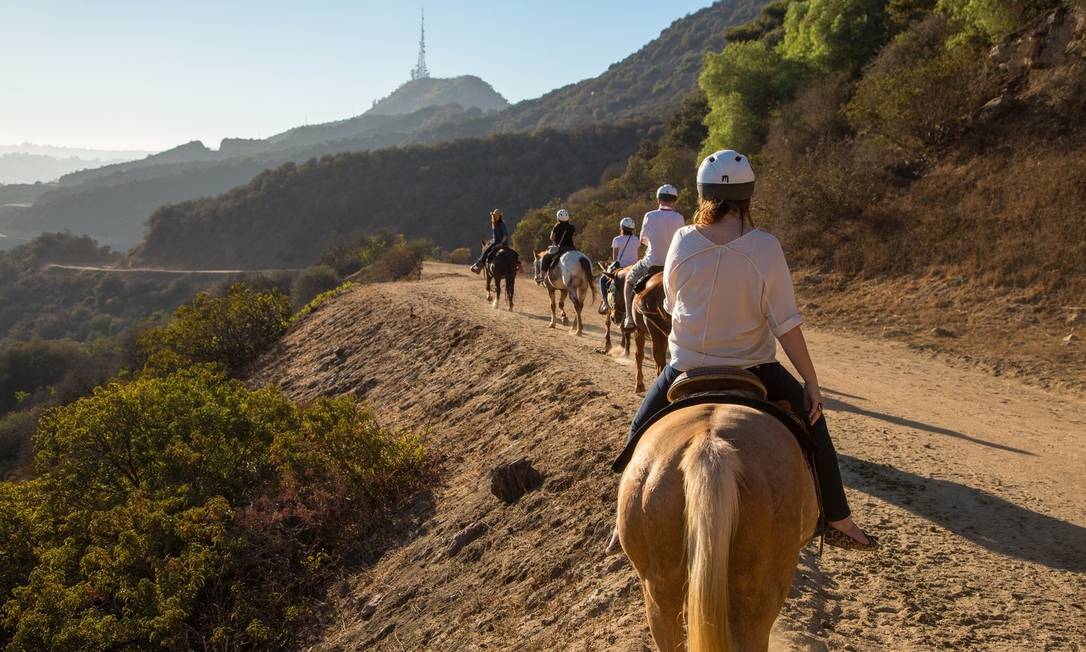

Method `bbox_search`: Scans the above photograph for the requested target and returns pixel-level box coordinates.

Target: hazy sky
[1,1,715,151]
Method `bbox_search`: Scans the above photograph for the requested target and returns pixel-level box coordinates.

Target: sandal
[823,526,879,552]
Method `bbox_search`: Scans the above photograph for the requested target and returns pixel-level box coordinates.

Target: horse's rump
[618,404,819,652]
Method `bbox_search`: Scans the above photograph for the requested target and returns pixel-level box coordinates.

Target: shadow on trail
[840,454,1086,572]
[824,397,1036,456]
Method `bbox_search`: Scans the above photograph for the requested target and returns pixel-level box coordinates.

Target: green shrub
[0,368,430,650]
[353,239,429,283]
[780,0,896,71]
[847,16,993,150]
[292,282,358,322]
[445,247,473,264]
[138,284,291,377]
[0,410,38,478]
[291,266,341,310]
[937,0,1056,41]
[700,40,808,155]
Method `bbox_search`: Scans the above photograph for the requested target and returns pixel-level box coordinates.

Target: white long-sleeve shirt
[664,226,803,371]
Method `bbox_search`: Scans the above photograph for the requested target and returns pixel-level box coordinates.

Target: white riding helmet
[697,150,756,201]
[656,184,678,200]
[619,216,636,230]
[556,208,570,222]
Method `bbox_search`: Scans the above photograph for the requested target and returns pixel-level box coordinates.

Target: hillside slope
[493,0,767,132]
[248,263,1085,650]
[131,125,646,268]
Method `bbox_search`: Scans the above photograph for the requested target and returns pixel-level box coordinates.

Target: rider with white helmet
[536,208,577,284]
[621,184,685,330]
[608,150,877,554]
[598,216,640,313]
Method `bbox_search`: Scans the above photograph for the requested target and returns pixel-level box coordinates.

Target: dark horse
[600,267,670,392]
[482,241,519,311]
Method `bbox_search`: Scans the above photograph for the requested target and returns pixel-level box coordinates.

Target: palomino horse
[481,241,519,310]
[533,249,595,336]
[617,398,819,651]
[600,268,670,392]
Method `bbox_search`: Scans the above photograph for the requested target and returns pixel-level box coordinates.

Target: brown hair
[490,209,503,226]
[692,198,752,226]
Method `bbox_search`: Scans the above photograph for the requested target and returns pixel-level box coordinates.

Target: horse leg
[485,270,493,303]
[569,287,584,336]
[618,442,687,652]
[649,318,669,375]
[559,290,569,326]
[548,288,557,328]
[634,328,646,393]
[640,578,686,652]
[506,272,515,311]
[603,313,612,353]
[492,276,501,309]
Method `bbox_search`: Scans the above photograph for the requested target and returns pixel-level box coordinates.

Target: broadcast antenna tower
[410,8,430,80]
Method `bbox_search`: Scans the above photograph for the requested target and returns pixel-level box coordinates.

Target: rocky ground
[249,263,1085,651]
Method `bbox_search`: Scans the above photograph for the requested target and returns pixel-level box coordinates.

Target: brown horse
[617,402,819,651]
[600,268,670,392]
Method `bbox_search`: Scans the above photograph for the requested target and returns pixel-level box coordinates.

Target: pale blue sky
[1,1,715,151]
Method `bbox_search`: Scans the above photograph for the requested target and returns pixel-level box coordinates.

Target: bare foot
[828,517,872,546]
[605,528,622,555]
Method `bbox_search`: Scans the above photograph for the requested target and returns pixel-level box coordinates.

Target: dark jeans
[475,242,501,266]
[625,362,851,521]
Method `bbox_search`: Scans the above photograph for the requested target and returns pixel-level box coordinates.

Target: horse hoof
[636,385,645,393]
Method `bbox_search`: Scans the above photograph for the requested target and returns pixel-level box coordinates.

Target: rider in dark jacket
[536,208,576,283]
[471,209,510,273]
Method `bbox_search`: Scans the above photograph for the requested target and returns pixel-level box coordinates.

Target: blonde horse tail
[682,431,741,652]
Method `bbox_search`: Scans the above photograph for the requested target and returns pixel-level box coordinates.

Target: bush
[0,409,38,478]
[938,0,1057,41]
[353,239,429,283]
[780,0,896,71]
[291,266,341,310]
[847,16,993,150]
[0,368,430,650]
[700,40,809,155]
[445,247,473,264]
[138,284,291,377]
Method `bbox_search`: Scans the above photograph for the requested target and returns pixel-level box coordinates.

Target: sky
[0,0,715,152]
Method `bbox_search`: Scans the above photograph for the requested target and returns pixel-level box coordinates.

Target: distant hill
[132,125,647,269]
[10,0,766,251]
[367,75,508,116]
[493,0,767,131]
[0,146,147,183]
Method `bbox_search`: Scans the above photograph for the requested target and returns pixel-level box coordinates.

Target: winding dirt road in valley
[251,262,1085,651]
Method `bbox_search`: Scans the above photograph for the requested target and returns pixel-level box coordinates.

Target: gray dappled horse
[534,249,595,336]
[481,241,519,311]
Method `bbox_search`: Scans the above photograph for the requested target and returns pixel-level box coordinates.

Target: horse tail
[681,430,741,652]
[578,255,596,302]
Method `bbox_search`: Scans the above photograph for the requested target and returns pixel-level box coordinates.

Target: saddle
[611,366,825,535]
[632,267,663,294]
[666,367,768,402]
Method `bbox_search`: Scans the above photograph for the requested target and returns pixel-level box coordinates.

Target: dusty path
[254,263,1085,651]
[43,263,301,274]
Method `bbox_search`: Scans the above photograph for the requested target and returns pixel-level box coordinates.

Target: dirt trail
[43,264,300,274]
[251,262,1085,651]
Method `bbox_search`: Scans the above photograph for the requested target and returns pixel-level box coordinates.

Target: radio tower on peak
[410,8,430,81]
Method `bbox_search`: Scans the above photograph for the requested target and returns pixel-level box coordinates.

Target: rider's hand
[803,382,823,426]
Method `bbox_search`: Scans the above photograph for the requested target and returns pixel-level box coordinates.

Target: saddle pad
[667,367,767,402]
[611,391,815,474]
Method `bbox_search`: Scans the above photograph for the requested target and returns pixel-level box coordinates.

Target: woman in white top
[611,150,877,552]
[598,217,640,313]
